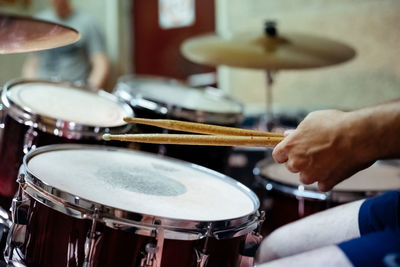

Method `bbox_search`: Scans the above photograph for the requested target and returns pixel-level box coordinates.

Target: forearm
[21,55,38,78]
[87,53,109,90]
[348,99,400,162]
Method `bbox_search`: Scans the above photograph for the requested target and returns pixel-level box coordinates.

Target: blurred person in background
[22,0,109,90]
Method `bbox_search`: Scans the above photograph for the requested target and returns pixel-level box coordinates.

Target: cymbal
[181,31,356,70]
[0,14,80,54]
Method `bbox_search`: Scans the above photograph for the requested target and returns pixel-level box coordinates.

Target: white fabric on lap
[256,245,352,267]
[257,199,363,262]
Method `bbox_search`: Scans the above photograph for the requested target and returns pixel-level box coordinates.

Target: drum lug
[194,222,213,267]
[11,174,30,225]
[256,210,265,235]
[140,226,165,267]
[23,127,38,154]
[5,175,31,264]
[240,210,265,261]
[83,209,102,267]
[195,249,209,267]
[140,243,158,267]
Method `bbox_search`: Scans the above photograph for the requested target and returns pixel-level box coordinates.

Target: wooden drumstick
[103,133,283,147]
[124,117,283,137]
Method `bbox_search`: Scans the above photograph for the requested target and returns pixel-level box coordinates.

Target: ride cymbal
[181,29,356,70]
[0,14,80,54]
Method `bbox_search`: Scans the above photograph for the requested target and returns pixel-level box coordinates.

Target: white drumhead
[27,148,256,221]
[8,82,128,127]
[260,161,400,192]
[123,80,242,114]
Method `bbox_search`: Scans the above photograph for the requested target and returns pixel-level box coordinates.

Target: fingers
[272,129,296,163]
[317,182,334,192]
[272,144,288,163]
[299,171,318,185]
[285,158,308,173]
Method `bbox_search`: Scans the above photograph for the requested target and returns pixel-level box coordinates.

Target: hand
[272,109,375,192]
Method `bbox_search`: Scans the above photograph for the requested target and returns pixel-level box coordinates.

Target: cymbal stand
[263,70,276,131]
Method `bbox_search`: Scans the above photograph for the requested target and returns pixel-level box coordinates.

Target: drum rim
[253,158,382,202]
[113,74,244,125]
[1,79,134,140]
[21,144,260,239]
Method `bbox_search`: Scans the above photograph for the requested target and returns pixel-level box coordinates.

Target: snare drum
[0,79,133,208]
[253,158,400,235]
[113,75,243,173]
[6,144,262,267]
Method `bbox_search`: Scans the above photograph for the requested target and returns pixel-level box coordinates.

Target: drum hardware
[5,173,29,264]
[195,222,212,267]
[22,127,37,154]
[239,210,265,261]
[0,13,79,54]
[0,207,10,263]
[140,226,166,267]
[83,209,101,267]
[256,175,329,201]
[140,243,158,267]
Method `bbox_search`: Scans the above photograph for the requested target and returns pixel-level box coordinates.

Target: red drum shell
[16,197,246,267]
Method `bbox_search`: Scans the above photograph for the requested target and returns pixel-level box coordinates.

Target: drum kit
[0,13,399,267]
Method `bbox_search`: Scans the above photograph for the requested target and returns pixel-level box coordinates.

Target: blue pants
[338,191,400,267]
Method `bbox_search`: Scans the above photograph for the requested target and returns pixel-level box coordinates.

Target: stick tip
[103,134,111,141]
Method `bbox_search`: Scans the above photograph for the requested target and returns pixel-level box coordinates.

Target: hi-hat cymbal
[181,31,356,70]
[0,14,80,54]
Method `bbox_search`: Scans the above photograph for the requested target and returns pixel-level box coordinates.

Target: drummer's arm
[87,53,109,91]
[353,99,400,159]
[272,99,400,192]
[21,54,39,78]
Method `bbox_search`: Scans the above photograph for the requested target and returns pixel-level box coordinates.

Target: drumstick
[103,133,283,147]
[124,117,284,138]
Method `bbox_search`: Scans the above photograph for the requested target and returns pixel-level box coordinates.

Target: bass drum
[253,158,400,236]
[6,144,262,267]
[113,75,243,174]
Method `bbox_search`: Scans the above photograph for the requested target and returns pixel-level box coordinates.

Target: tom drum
[113,75,243,173]
[0,79,133,208]
[253,158,400,235]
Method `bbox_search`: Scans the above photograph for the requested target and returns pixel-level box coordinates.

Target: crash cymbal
[0,14,80,54]
[181,24,356,70]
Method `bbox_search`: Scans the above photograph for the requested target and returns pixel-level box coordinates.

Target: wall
[216,0,400,114]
